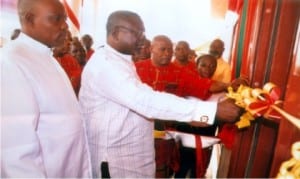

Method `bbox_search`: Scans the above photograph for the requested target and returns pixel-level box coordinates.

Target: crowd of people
[1,0,248,178]
[51,31,94,96]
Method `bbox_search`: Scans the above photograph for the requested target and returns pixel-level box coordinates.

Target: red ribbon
[195,135,206,178]
[248,85,282,119]
[217,124,238,149]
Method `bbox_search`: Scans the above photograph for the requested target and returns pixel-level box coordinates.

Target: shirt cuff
[192,101,217,125]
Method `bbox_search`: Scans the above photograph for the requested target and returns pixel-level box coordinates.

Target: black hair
[196,54,217,66]
[106,10,141,37]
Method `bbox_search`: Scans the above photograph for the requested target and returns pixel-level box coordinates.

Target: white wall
[79,0,237,60]
[1,0,238,60]
[1,7,20,46]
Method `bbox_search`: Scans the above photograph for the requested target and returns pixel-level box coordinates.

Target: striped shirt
[79,44,217,178]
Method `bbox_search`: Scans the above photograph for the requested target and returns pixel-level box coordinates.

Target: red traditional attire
[135,59,212,99]
[55,53,82,95]
[172,59,220,178]
[85,49,95,62]
[172,59,197,74]
[135,59,213,177]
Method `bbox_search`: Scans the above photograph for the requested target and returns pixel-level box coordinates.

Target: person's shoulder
[169,62,179,69]
[83,47,108,72]
[135,58,151,67]
[218,58,230,65]
[1,39,29,64]
[87,47,105,62]
[169,63,184,74]
[180,64,197,75]
[135,58,151,63]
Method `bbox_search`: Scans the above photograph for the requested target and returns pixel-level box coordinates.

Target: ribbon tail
[195,135,206,178]
[263,107,281,119]
[271,105,300,129]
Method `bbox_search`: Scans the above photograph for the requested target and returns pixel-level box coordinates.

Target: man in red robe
[132,38,151,62]
[80,34,95,62]
[173,40,197,73]
[53,32,82,96]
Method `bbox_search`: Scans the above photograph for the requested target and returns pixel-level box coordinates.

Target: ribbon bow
[227,82,300,129]
[247,82,282,119]
[226,82,300,129]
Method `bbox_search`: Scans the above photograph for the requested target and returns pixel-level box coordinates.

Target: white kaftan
[79,44,217,178]
[1,33,92,178]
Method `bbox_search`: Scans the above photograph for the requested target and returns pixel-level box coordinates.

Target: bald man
[132,38,151,62]
[173,40,197,72]
[209,39,232,83]
[1,0,91,177]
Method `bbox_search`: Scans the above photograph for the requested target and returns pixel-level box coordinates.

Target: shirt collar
[17,32,53,56]
[105,43,133,63]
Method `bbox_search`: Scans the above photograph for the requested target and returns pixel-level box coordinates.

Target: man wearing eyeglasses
[79,10,243,178]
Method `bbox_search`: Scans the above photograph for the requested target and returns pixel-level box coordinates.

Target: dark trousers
[101,162,111,178]
[175,123,217,178]
[174,146,212,178]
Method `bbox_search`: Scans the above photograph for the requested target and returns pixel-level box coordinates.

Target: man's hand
[188,121,210,127]
[216,98,244,123]
[230,76,250,91]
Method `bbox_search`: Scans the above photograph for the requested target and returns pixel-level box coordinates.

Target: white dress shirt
[79,44,217,177]
[1,33,92,178]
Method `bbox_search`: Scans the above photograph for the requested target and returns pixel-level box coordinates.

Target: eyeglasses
[116,25,144,38]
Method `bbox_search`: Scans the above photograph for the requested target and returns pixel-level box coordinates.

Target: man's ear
[150,45,154,53]
[111,27,119,41]
[24,12,35,26]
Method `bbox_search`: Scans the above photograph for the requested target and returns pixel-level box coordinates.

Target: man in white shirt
[79,10,242,178]
[1,0,91,177]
